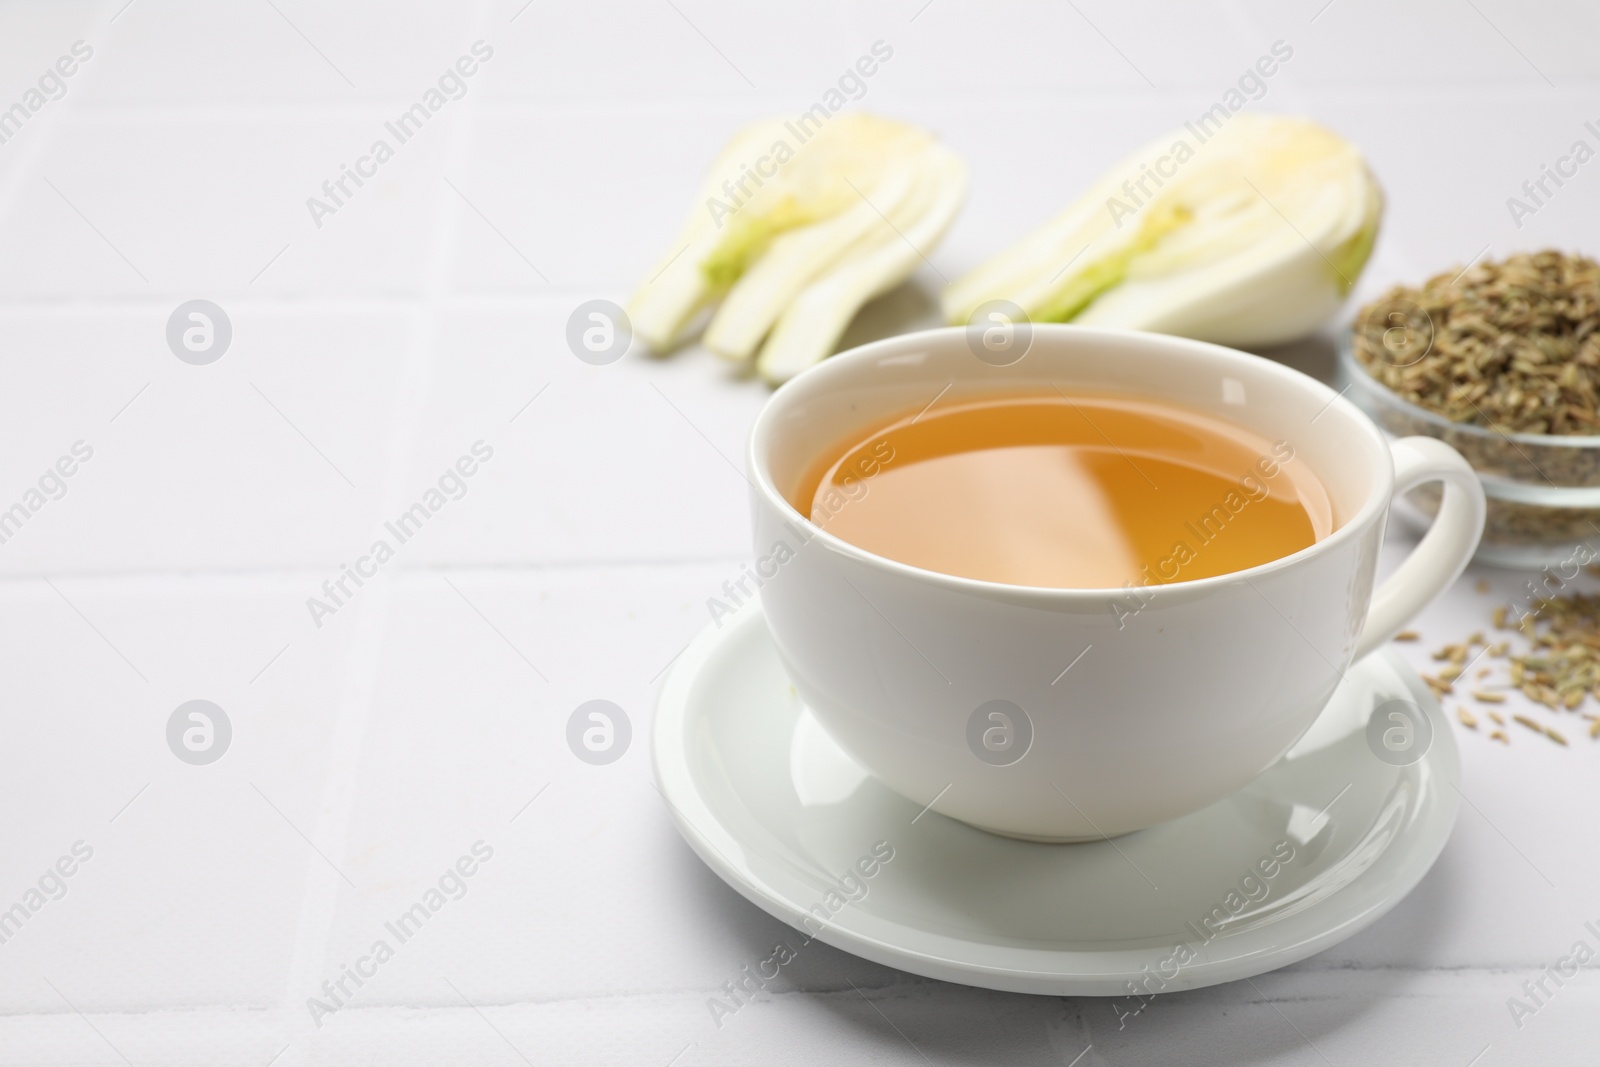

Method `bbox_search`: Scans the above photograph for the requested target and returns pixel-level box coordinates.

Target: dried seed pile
[1422,591,1600,747]
[1351,251,1600,551]
[1353,250,1600,435]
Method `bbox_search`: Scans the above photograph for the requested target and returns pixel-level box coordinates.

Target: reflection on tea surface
[795,391,1331,589]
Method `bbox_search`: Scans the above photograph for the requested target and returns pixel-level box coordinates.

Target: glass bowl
[1337,336,1600,569]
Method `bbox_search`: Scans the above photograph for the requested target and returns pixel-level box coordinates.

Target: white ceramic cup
[748,325,1485,841]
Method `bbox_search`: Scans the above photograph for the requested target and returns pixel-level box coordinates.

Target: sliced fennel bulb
[628,112,966,382]
[943,114,1382,348]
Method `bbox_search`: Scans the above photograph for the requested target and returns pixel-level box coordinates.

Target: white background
[1,0,1598,1063]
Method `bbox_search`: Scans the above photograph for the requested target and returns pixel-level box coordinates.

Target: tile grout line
[19,76,1600,122]
[1214,0,1310,114]
[0,553,764,586]
[8,964,1600,1028]
[270,1,497,1058]
[0,7,124,264]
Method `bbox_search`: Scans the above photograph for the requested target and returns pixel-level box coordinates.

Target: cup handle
[1352,436,1486,661]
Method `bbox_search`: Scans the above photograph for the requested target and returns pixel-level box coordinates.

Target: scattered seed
[1394,630,1420,642]
[1424,588,1600,755]
[1476,579,1490,594]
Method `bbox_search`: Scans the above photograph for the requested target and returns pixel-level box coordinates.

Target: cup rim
[747,324,1394,603]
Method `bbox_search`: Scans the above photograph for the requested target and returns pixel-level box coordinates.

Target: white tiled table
[2,1,1598,1063]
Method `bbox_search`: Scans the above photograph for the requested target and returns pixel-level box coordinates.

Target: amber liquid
[794,391,1332,589]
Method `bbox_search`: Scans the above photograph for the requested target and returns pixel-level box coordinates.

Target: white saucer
[653,601,1460,996]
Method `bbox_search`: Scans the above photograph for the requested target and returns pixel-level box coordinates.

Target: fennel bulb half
[629,112,966,383]
[943,114,1382,348]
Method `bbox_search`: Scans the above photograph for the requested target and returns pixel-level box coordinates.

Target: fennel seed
[1352,253,1600,550]
[1354,251,1600,435]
